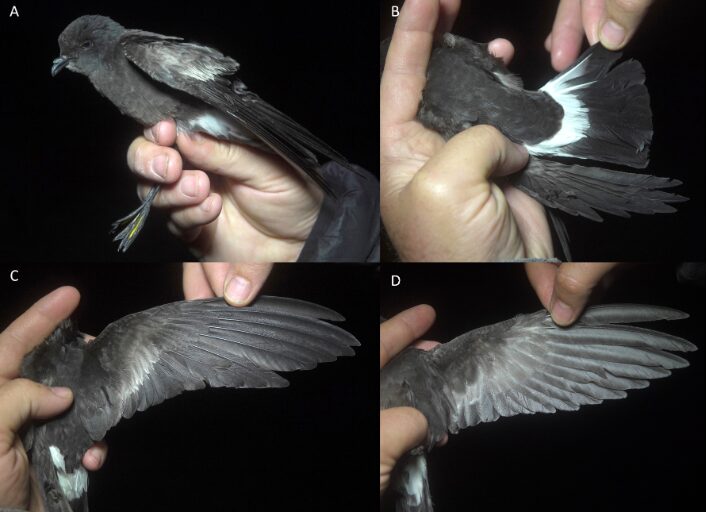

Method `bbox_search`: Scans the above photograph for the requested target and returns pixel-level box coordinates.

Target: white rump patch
[49,445,88,501]
[525,53,593,157]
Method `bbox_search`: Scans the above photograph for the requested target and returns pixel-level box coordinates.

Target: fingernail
[150,155,169,180]
[600,20,625,48]
[551,300,574,325]
[151,124,161,143]
[225,276,251,304]
[201,196,213,212]
[181,176,197,197]
[51,386,72,399]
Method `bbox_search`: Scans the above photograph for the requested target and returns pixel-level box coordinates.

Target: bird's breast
[88,58,183,126]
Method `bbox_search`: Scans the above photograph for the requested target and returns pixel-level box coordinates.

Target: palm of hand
[382,114,552,260]
[0,439,34,510]
[189,162,323,262]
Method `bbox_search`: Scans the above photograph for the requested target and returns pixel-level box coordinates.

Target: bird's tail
[526,44,652,169]
[513,156,687,221]
[31,439,88,512]
[394,452,434,512]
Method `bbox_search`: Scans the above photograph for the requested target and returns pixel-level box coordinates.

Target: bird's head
[52,15,124,77]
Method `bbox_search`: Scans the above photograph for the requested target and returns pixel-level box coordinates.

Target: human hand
[183,262,273,306]
[0,287,107,511]
[546,0,654,71]
[380,305,442,495]
[525,262,621,325]
[127,120,324,261]
[380,0,552,261]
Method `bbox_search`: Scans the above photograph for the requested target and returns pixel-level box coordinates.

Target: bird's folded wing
[120,30,239,84]
[119,31,356,194]
[430,304,695,434]
[79,296,359,440]
[513,158,687,222]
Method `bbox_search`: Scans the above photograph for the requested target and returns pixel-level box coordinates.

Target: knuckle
[218,140,244,167]
[465,125,507,160]
[611,0,651,14]
[410,170,457,206]
[2,378,37,397]
[129,140,150,174]
[555,271,587,298]
[470,125,504,145]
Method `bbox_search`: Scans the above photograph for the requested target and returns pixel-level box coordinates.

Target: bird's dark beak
[51,56,72,77]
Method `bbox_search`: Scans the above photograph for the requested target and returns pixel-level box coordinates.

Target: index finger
[380,304,436,368]
[380,0,441,128]
[0,287,80,381]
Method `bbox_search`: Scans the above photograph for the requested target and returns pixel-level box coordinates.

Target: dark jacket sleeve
[297,161,380,262]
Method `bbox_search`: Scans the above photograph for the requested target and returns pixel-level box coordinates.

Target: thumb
[0,379,73,441]
[223,263,273,306]
[599,0,653,50]
[549,263,618,326]
[415,125,528,188]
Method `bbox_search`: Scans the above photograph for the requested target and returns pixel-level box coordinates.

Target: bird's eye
[81,40,93,49]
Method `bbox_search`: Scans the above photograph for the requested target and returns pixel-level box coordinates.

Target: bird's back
[419,43,562,143]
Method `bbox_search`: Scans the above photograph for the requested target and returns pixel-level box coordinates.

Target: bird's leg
[110,185,160,252]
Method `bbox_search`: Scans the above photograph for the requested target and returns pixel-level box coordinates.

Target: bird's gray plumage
[404,33,687,260]
[20,296,359,512]
[53,15,358,251]
[380,304,695,512]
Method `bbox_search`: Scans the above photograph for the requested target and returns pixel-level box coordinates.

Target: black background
[381,263,705,511]
[0,2,379,261]
[0,263,379,511]
[381,0,706,261]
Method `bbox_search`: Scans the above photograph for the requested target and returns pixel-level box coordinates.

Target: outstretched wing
[431,304,695,433]
[78,296,359,441]
[119,30,355,194]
